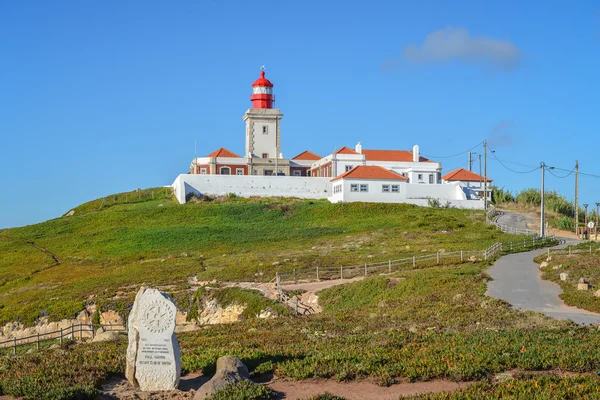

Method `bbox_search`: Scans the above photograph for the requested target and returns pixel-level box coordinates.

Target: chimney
[412,145,419,162]
[355,142,362,154]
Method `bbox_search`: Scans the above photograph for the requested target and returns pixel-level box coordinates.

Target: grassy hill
[0,188,517,325]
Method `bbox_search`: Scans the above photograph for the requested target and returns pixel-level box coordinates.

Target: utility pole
[468,152,473,171]
[574,160,579,236]
[583,204,589,239]
[540,162,546,238]
[483,141,487,211]
[594,203,600,240]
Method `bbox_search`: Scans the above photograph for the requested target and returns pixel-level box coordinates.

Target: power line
[487,145,540,174]
[547,165,576,179]
[421,142,483,159]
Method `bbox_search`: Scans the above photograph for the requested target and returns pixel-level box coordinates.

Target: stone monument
[126,287,181,391]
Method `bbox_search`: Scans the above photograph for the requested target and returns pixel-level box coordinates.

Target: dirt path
[225,277,365,314]
[94,374,469,399]
[268,378,469,399]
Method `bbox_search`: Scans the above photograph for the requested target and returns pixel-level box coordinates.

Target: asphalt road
[487,210,600,325]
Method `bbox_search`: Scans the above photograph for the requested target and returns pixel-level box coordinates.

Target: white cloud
[403,26,523,70]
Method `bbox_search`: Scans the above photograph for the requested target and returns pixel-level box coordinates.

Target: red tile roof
[292,150,322,161]
[442,168,492,182]
[331,165,409,182]
[207,148,241,158]
[362,149,432,162]
[334,146,359,155]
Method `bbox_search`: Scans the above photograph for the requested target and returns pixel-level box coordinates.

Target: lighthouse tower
[244,69,286,175]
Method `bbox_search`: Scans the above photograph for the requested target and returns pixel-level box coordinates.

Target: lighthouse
[251,70,274,108]
[244,69,286,175]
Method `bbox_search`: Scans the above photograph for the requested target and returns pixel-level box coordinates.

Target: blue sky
[1,1,599,228]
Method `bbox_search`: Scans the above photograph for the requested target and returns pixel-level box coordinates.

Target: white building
[442,168,492,201]
[173,69,488,209]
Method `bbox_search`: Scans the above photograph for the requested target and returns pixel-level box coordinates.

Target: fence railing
[548,245,599,256]
[0,322,126,354]
[276,235,556,287]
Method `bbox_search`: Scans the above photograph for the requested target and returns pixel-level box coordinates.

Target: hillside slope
[0,189,516,324]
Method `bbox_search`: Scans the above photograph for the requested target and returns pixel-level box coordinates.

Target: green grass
[0,191,522,325]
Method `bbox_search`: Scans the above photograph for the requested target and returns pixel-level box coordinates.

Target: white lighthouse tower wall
[243,108,283,159]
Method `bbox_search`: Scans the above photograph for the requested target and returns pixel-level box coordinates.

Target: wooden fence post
[436,252,440,265]
[293,269,296,282]
[461,250,463,262]
[413,256,416,268]
[316,266,320,281]
[388,260,392,273]
[364,263,367,276]
[60,328,63,345]
[340,265,343,280]
[36,333,39,350]
[590,245,593,254]
[569,247,571,255]
[13,338,16,355]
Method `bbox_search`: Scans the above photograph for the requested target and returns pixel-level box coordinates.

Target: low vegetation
[0,190,520,325]
[492,187,582,231]
[538,242,600,313]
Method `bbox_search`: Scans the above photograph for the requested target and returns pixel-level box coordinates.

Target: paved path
[487,243,600,326]
[496,210,535,232]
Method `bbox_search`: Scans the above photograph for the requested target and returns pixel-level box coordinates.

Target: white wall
[328,179,483,209]
[172,174,330,203]
[251,120,278,158]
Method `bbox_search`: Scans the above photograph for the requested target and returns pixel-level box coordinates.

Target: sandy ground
[93,374,470,400]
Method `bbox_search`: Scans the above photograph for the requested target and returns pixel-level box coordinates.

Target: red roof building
[442,168,491,182]
[331,165,409,182]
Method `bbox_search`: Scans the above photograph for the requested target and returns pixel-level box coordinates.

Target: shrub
[427,198,441,208]
[206,381,275,400]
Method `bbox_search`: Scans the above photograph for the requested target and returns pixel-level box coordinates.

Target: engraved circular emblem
[141,300,174,333]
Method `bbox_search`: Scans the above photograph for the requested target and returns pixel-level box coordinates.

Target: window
[391,185,399,193]
[200,168,207,175]
[382,184,390,193]
[236,168,244,175]
[351,184,359,192]
[333,184,342,194]
[219,167,231,175]
[262,125,268,134]
[262,153,269,159]
[345,165,353,172]
[293,170,301,176]
[418,174,423,180]
[263,169,273,176]
[360,184,368,192]
[429,174,434,184]
[307,171,311,177]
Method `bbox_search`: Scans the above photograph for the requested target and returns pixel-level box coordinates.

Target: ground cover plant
[0,189,521,325]
[4,258,600,399]
[538,241,600,313]
[405,374,600,399]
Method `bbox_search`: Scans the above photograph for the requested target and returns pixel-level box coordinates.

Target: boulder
[560,273,569,281]
[594,290,600,298]
[578,283,590,291]
[93,330,119,343]
[193,356,251,399]
[539,261,549,269]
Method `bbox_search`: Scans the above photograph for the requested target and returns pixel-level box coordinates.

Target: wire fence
[0,323,126,354]
[276,235,556,286]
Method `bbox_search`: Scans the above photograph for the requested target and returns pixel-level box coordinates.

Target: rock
[539,261,549,269]
[93,331,119,342]
[493,371,515,384]
[271,261,280,266]
[578,283,590,291]
[77,310,91,324]
[194,356,251,399]
[257,307,277,319]
[579,278,588,284]
[198,299,245,325]
[65,209,75,217]
[100,310,125,329]
[594,290,600,298]
[126,287,180,391]
[546,256,552,262]
[560,273,569,281]
[49,344,60,349]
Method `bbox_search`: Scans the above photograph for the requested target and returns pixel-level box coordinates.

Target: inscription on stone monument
[126,287,181,391]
